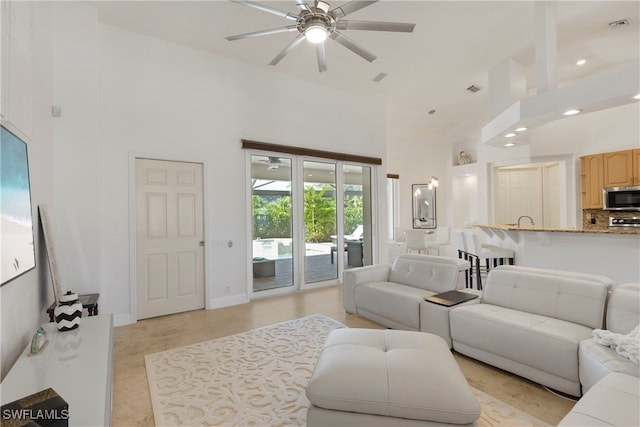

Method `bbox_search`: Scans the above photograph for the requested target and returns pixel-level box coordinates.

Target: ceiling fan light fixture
[305,24,328,43]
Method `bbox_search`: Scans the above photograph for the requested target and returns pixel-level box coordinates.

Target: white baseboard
[113,313,135,327]
[110,296,249,326]
[208,294,249,309]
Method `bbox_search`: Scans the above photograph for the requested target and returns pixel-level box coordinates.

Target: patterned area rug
[145,314,550,426]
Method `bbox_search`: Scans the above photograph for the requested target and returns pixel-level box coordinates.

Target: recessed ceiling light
[515,127,527,132]
[504,142,516,147]
[634,93,640,100]
[504,133,517,138]
[563,109,581,116]
[576,59,587,66]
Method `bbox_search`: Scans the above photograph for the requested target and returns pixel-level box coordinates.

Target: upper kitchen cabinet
[1,1,34,140]
[581,154,604,209]
[634,149,640,186]
[604,150,633,187]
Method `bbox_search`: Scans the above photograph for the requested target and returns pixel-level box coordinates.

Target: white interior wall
[50,2,386,326]
[1,2,54,380]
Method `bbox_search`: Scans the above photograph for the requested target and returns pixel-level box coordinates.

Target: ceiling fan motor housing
[298,11,335,36]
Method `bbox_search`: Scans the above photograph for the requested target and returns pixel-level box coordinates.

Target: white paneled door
[135,159,204,320]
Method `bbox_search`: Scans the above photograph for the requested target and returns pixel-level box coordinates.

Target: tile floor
[112,285,575,426]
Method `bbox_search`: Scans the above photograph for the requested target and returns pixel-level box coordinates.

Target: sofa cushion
[306,329,480,424]
[579,337,640,392]
[355,282,431,330]
[450,304,593,381]
[482,267,610,329]
[558,373,640,426]
[607,283,640,334]
[388,254,468,294]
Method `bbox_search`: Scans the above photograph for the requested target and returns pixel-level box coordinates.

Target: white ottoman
[306,329,481,426]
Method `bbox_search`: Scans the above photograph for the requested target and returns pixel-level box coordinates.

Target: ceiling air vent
[466,85,481,93]
[373,72,388,83]
[609,19,630,29]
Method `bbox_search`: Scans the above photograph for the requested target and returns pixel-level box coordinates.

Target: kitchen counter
[469,224,639,284]
[475,224,640,235]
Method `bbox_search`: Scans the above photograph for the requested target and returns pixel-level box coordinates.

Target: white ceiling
[89,1,640,144]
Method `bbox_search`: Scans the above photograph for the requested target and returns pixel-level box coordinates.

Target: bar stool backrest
[463,230,480,255]
[454,230,468,252]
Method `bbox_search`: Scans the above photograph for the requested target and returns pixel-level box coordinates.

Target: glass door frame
[246,150,379,299]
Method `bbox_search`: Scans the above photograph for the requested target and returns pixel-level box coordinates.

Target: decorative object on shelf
[29,326,48,356]
[458,151,472,165]
[54,291,82,331]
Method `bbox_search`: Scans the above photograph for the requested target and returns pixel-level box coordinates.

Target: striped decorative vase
[54,291,82,331]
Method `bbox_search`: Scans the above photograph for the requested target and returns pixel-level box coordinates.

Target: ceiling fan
[255,156,287,170]
[225,0,416,72]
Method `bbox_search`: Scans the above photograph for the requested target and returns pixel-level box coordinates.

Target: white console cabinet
[1,314,113,426]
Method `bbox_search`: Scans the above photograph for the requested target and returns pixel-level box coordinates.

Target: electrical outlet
[225,285,230,294]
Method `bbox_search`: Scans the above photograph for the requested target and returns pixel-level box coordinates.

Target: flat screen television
[1,125,36,285]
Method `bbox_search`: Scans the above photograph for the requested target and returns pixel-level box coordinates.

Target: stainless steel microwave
[603,186,640,211]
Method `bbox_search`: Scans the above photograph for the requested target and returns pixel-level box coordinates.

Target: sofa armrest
[343,264,391,314]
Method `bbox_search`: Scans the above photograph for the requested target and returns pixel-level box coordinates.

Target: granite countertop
[475,224,640,235]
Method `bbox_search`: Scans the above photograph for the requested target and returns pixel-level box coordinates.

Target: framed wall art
[1,126,36,285]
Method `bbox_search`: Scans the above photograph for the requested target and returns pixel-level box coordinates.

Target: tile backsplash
[583,209,639,229]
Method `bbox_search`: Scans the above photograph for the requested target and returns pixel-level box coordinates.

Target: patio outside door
[303,161,338,283]
[135,158,205,319]
[251,155,294,292]
[249,153,374,295]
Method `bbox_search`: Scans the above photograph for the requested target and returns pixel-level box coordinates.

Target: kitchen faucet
[517,215,535,228]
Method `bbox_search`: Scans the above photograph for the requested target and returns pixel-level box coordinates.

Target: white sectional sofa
[339,261,640,424]
[578,282,640,392]
[343,254,470,331]
[558,372,640,426]
[449,265,613,397]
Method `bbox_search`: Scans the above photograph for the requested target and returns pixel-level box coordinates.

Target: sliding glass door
[303,161,338,283]
[343,164,372,268]
[251,155,293,292]
[249,153,375,296]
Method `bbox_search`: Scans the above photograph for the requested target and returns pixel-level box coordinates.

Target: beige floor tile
[112,285,573,426]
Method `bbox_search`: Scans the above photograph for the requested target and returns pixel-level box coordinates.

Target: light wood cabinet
[634,148,640,186]
[604,150,634,187]
[581,154,604,209]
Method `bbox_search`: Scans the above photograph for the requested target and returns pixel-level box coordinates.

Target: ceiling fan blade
[296,0,311,12]
[335,20,415,33]
[225,26,298,41]
[269,34,306,66]
[230,0,299,21]
[329,30,377,62]
[316,43,327,72]
[330,1,378,20]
